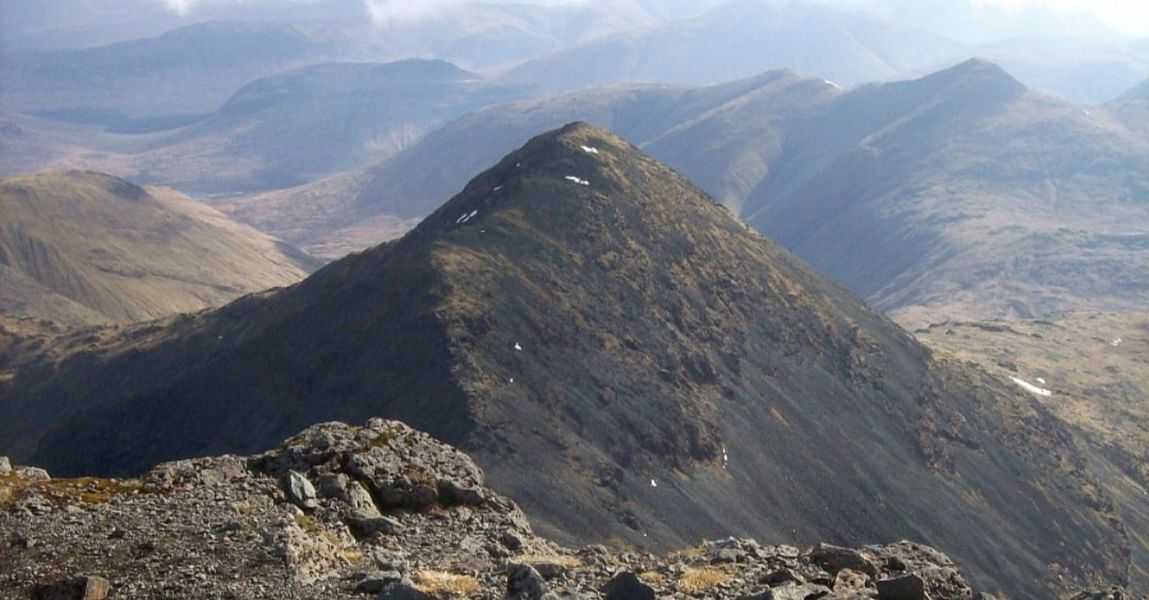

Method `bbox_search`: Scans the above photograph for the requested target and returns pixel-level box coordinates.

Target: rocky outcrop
[2,418,1117,599]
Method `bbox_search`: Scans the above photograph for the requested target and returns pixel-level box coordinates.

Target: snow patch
[514,342,523,351]
[455,209,478,224]
[1112,337,1123,347]
[493,185,502,192]
[580,145,600,155]
[650,479,658,488]
[1036,377,1046,385]
[722,445,729,469]
[1011,377,1052,397]
[564,175,590,186]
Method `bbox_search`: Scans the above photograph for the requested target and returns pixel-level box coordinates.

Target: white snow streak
[1011,377,1053,397]
[564,175,590,186]
[456,209,478,224]
[580,145,600,155]
[650,479,658,488]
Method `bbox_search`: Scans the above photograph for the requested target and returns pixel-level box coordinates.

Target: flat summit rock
[0,418,1000,599]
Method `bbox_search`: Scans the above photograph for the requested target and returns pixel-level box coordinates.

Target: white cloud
[157,0,588,27]
[362,0,462,25]
[362,0,586,26]
[970,0,1149,34]
[154,0,1149,33]
[161,0,200,15]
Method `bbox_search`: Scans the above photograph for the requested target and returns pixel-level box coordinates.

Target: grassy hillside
[0,170,320,325]
[918,313,1149,591]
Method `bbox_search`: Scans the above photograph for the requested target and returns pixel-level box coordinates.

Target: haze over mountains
[0,170,318,326]
[4,0,1147,136]
[0,21,356,128]
[222,60,1149,326]
[504,0,964,92]
[3,3,1148,599]
[0,125,1132,598]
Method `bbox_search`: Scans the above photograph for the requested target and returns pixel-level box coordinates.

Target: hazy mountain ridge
[0,125,1131,597]
[242,60,1149,324]
[0,21,356,128]
[218,70,838,257]
[1108,77,1149,135]
[0,170,320,325]
[136,59,531,193]
[505,0,966,92]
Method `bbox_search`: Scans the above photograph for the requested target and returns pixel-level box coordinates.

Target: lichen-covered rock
[506,563,550,600]
[808,543,877,578]
[287,470,320,510]
[14,466,50,481]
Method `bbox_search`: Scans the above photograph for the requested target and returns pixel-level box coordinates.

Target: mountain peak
[929,58,1027,93]
[412,121,720,244]
[1118,78,1149,102]
[1,127,1128,597]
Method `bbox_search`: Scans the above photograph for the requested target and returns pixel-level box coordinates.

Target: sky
[153,0,1149,34]
[971,0,1149,34]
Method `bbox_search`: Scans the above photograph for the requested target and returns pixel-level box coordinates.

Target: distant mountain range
[223,60,1149,326]
[0,124,1131,598]
[3,0,1146,137]
[0,22,355,127]
[0,170,319,326]
[1,58,532,193]
[1109,77,1149,135]
[504,0,964,92]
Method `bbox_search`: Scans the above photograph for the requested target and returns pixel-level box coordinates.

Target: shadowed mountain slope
[0,171,320,325]
[918,313,1149,593]
[0,125,1130,597]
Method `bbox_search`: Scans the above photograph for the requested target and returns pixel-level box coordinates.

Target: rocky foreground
[0,420,1126,599]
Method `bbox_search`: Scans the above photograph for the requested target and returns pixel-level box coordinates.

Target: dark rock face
[0,419,1016,599]
[0,124,1130,597]
[506,563,549,600]
[29,576,111,600]
[877,574,926,600]
[603,572,656,600]
[807,543,877,578]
